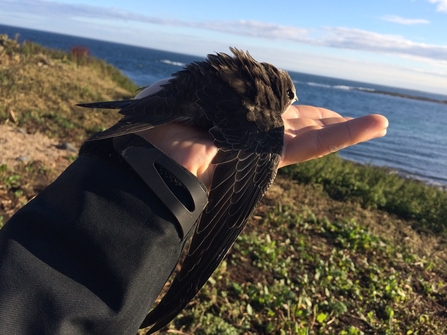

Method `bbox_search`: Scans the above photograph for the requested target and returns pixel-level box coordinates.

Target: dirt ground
[0,123,77,168]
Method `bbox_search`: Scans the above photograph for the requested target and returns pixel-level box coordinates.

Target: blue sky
[1,0,447,95]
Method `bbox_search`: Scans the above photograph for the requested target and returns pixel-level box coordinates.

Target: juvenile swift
[77,47,297,333]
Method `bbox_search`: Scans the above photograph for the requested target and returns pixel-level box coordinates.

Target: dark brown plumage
[77,47,297,333]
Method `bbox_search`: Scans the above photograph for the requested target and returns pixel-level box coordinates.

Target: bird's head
[207,47,297,130]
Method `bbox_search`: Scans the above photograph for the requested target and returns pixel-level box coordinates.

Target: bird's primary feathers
[77,47,297,333]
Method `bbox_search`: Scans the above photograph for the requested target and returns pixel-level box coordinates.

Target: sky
[1,0,447,95]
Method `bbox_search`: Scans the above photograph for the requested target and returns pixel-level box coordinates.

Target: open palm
[139,104,388,188]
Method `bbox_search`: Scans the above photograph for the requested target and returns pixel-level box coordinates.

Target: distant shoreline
[354,87,447,105]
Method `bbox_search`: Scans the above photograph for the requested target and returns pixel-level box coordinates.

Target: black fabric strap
[111,135,208,240]
[80,134,208,240]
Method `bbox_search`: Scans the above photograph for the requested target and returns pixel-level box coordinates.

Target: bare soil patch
[0,124,76,168]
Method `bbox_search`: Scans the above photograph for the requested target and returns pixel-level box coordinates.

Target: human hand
[139,105,388,188]
[280,105,388,167]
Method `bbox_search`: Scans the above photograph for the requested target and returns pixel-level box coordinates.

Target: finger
[284,105,342,120]
[284,116,352,136]
[280,114,388,168]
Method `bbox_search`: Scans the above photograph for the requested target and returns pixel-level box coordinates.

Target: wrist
[137,124,218,188]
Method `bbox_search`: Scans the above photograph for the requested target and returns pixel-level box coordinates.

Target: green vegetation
[0,35,446,334]
[281,153,447,237]
[169,205,446,334]
[0,33,137,143]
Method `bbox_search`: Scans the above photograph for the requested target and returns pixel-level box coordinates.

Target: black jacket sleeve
[0,136,208,335]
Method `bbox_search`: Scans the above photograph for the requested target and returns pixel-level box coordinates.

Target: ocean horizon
[1,24,446,187]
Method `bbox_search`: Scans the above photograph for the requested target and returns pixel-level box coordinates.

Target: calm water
[2,24,447,186]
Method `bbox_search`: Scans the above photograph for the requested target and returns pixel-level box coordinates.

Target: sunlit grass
[281,153,447,237]
[0,33,137,144]
[161,204,446,334]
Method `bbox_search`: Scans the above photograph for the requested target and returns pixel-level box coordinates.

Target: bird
[77,47,297,333]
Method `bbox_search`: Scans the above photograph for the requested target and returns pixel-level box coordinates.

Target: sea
[1,24,447,187]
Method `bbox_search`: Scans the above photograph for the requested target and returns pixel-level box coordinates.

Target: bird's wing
[76,84,188,140]
[76,99,135,110]
[140,125,284,334]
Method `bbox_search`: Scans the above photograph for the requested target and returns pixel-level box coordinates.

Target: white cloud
[319,27,447,62]
[0,0,181,24]
[204,20,310,42]
[428,0,447,13]
[380,15,429,25]
[2,0,447,66]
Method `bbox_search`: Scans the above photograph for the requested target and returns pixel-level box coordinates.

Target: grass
[0,34,446,334]
[138,154,447,334]
[281,154,447,238]
[157,196,446,334]
[0,33,137,144]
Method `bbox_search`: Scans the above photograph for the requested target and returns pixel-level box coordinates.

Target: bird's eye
[287,89,295,100]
